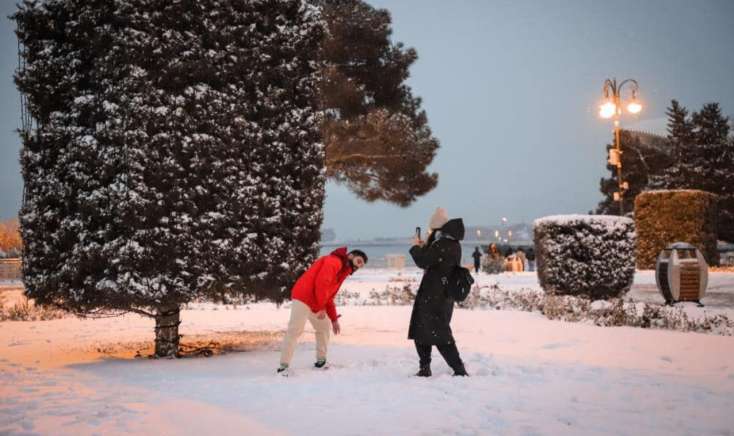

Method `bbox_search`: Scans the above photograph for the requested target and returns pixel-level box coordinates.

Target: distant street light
[599,78,642,215]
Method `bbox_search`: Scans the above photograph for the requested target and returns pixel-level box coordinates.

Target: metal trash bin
[655,242,708,305]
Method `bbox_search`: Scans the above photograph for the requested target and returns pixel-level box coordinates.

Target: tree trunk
[154,304,181,358]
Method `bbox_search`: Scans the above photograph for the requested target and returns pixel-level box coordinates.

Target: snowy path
[2,301,734,435]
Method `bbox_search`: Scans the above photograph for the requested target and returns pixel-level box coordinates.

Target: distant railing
[0,258,22,280]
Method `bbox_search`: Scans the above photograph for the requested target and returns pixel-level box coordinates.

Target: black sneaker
[276,364,289,376]
[314,359,328,369]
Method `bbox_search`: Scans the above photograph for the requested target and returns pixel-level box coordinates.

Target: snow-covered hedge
[534,215,636,299]
[634,190,719,269]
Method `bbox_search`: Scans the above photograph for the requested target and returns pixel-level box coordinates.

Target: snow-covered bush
[534,215,636,299]
[634,190,719,268]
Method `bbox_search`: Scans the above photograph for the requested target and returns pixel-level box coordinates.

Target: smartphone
[415,226,421,240]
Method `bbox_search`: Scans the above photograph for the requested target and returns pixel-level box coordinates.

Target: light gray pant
[279,300,331,366]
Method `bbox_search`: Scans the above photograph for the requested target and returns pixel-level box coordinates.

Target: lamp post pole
[599,78,641,216]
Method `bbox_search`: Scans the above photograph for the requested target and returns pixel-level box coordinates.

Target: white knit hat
[428,207,449,230]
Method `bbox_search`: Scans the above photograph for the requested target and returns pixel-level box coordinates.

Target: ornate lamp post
[599,78,642,215]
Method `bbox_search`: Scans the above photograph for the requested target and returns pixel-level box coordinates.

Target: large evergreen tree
[14,0,325,356]
[316,0,439,206]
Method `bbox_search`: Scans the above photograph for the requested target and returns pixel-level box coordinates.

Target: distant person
[488,243,501,259]
[484,243,505,274]
[504,247,514,272]
[515,249,527,272]
[526,247,536,272]
[277,247,368,376]
[408,207,468,377]
[472,246,482,273]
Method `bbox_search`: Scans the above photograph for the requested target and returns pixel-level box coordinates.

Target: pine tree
[665,99,694,163]
[691,104,733,241]
[648,100,734,242]
[316,0,439,206]
[14,0,325,356]
[692,102,730,145]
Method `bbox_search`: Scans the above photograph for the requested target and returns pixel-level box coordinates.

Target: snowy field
[2,270,734,436]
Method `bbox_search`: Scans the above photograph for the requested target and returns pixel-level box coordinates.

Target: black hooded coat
[408,218,465,345]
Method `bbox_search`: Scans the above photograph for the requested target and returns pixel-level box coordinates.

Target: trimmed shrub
[634,190,719,269]
[534,215,636,299]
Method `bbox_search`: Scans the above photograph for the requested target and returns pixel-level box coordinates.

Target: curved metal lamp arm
[602,78,616,98]
[618,79,640,98]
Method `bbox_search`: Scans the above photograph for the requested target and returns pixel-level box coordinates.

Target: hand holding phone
[413,226,423,246]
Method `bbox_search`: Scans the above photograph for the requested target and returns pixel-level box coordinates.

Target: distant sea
[319,242,492,268]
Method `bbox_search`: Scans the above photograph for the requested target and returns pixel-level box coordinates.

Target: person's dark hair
[349,249,368,264]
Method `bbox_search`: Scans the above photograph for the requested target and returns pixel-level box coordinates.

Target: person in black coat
[408,209,468,377]
[472,246,482,273]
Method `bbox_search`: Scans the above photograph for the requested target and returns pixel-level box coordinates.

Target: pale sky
[1,1,733,241]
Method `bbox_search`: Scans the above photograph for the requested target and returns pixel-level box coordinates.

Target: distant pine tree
[665,99,694,163]
[692,102,730,145]
[316,0,439,206]
[648,101,734,242]
[14,0,325,356]
[648,100,694,190]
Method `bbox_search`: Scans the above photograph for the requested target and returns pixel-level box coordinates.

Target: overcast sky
[1,1,733,241]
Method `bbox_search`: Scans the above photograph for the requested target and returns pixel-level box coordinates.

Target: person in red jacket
[277,247,368,375]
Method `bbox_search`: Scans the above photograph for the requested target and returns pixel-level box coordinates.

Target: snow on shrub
[333,281,734,336]
[534,215,636,299]
[634,190,719,269]
[13,0,325,357]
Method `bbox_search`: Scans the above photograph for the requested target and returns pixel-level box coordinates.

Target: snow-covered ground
[2,270,734,435]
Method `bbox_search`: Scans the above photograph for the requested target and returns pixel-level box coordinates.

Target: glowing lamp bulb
[599,101,617,119]
[627,101,642,114]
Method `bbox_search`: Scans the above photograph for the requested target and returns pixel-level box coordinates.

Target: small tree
[14,0,325,357]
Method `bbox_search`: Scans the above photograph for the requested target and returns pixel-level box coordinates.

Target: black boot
[452,365,469,377]
[436,343,468,376]
[414,342,432,377]
[415,365,432,377]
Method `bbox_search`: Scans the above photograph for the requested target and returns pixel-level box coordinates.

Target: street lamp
[599,78,642,215]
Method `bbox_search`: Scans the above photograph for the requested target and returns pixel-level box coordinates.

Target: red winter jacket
[291,247,353,321]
